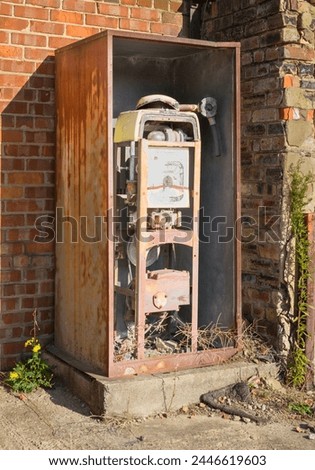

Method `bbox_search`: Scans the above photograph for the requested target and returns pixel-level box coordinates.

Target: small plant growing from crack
[287,163,314,388]
[5,310,53,393]
[288,402,313,416]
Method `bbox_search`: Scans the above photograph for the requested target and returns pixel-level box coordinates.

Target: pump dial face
[146,147,190,209]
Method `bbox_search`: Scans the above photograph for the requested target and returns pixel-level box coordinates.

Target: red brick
[26,158,54,171]
[0,187,24,199]
[30,20,64,35]
[254,50,264,63]
[1,0,24,4]
[0,59,36,73]
[11,32,47,47]
[41,145,55,158]
[1,357,19,370]
[35,59,55,76]
[7,172,45,185]
[63,0,96,13]
[3,341,25,355]
[121,0,136,4]
[283,45,315,61]
[85,15,118,28]
[6,200,45,213]
[150,22,181,35]
[40,309,54,321]
[26,241,55,254]
[0,270,22,282]
[50,9,83,24]
[31,256,54,267]
[154,0,169,9]
[1,300,19,314]
[24,47,52,61]
[48,36,75,49]
[0,74,28,88]
[1,214,25,227]
[2,130,24,143]
[36,295,54,308]
[162,11,182,25]
[0,31,9,43]
[12,254,31,267]
[0,256,12,268]
[282,74,300,88]
[25,186,54,198]
[25,130,54,144]
[1,115,15,128]
[28,102,54,117]
[170,1,181,12]
[37,90,54,103]
[0,3,12,15]
[16,116,34,129]
[98,3,129,17]
[306,110,314,121]
[0,45,23,59]
[3,312,24,325]
[279,107,294,120]
[137,0,152,6]
[66,24,99,39]
[11,327,24,338]
[3,146,38,159]
[41,322,54,335]
[39,280,54,293]
[26,0,60,7]
[3,285,17,297]
[36,118,54,130]
[28,75,54,89]
[131,8,161,21]
[0,16,29,30]
[1,242,24,255]
[14,5,49,20]
[241,36,260,51]
[7,229,37,243]
[3,101,28,114]
[119,18,150,32]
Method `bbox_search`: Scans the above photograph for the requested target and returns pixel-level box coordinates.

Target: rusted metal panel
[111,348,239,378]
[144,270,190,313]
[55,35,110,374]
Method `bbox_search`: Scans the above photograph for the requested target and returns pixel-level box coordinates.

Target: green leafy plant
[287,163,314,388]
[5,310,53,393]
[5,337,53,393]
[288,402,313,416]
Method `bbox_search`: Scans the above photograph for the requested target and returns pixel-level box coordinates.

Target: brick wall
[0,0,184,370]
[201,0,315,354]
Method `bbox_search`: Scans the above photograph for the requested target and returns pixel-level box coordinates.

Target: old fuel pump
[113,94,218,363]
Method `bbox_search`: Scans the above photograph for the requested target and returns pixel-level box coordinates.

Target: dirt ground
[0,375,315,451]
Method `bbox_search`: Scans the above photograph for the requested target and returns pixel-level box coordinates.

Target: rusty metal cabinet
[55,30,241,377]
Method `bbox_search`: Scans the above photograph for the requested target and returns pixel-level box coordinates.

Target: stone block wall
[201,0,315,353]
[0,0,184,370]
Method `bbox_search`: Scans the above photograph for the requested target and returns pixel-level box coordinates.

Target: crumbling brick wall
[0,0,184,370]
[201,0,315,355]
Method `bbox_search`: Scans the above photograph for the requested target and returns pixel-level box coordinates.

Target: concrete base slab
[44,347,279,417]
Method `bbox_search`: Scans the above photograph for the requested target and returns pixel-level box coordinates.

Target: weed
[287,163,314,388]
[4,310,53,393]
[288,402,313,416]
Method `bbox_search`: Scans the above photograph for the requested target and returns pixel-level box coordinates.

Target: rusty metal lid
[136,94,179,110]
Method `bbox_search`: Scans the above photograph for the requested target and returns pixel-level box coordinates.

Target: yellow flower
[32,344,41,353]
[25,338,35,347]
[9,371,19,380]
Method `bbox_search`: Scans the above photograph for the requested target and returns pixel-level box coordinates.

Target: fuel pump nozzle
[179,97,221,157]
